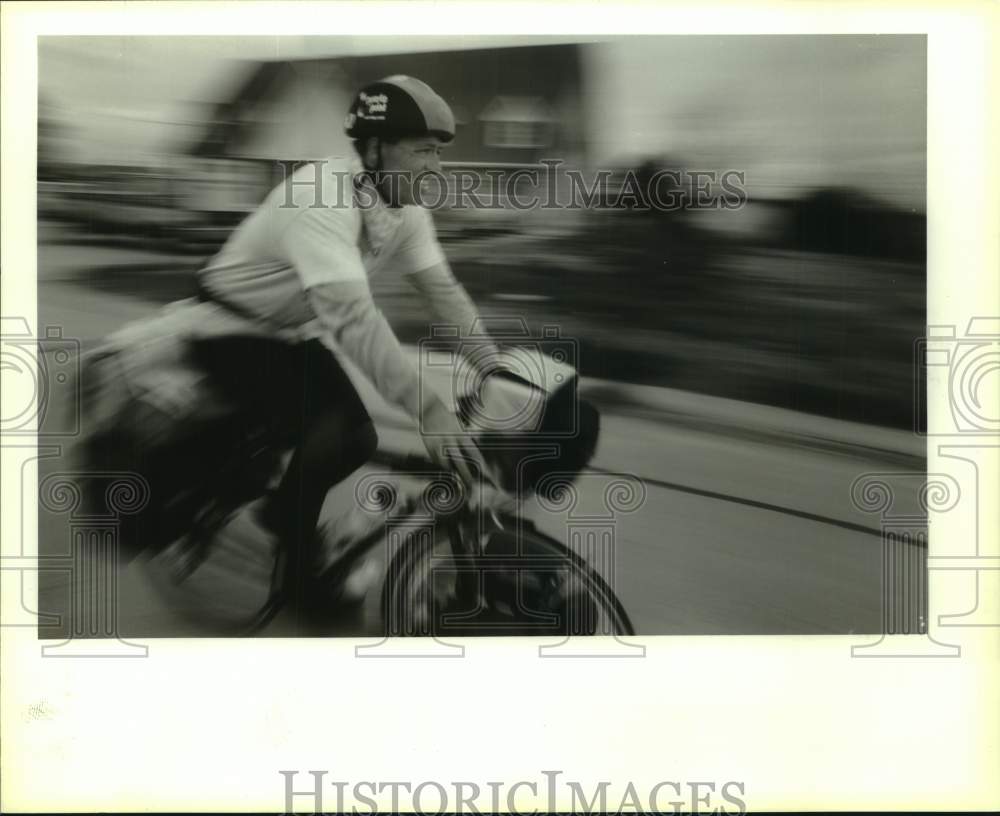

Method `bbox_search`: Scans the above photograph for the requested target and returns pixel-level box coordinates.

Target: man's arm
[406,260,502,364]
[307,280,436,419]
[307,280,488,486]
[394,206,499,361]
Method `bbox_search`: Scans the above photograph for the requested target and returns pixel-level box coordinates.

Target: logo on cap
[359,91,389,119]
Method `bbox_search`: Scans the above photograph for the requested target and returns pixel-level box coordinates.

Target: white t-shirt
[197,155,446,331]
[89,157,451,424]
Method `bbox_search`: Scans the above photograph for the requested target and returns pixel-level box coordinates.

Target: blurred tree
[782,187,925,263]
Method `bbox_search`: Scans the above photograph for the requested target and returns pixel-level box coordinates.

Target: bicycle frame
[143,418,631,636]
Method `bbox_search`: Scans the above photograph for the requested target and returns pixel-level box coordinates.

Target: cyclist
[87,76,507,594]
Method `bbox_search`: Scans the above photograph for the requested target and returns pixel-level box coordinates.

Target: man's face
[377,135,445,207]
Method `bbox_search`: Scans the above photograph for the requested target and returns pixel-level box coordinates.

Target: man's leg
[190,336,378,592]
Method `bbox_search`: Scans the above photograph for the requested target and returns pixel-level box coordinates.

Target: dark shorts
[84,334,373,558]
[188,334,372,441]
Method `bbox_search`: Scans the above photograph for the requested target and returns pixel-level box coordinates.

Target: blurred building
[182,44,588,225]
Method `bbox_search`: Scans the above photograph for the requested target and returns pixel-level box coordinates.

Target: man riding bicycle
[84,76,513,598]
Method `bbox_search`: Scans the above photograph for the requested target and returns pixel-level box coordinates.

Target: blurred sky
[39,35,925,209]
[588,35,925,208]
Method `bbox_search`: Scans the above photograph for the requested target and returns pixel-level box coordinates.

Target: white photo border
[2,1,998,812]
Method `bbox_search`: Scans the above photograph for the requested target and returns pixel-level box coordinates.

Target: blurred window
[479,96,554,149]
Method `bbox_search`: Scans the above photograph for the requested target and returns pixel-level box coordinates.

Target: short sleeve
[279,199,367,290]
[390,206,447,275]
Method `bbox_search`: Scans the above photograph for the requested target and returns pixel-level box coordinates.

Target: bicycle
[96,377,635,638]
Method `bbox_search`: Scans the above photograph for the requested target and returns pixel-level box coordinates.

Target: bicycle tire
[381,514,635,638]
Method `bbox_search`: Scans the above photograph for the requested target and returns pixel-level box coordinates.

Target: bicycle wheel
[381,515,635,637]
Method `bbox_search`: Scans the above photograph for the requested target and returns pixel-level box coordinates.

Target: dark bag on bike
[82,301,249,446]
[80,302,254,556]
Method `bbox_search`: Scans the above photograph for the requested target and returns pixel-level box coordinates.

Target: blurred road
[33,254,925,638]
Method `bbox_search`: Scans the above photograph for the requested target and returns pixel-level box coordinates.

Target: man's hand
[420,397,490,489]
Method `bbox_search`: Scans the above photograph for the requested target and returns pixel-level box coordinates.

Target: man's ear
[361,137,380,171]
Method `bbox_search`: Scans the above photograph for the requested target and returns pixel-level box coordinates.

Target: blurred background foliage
[37,36,925,430]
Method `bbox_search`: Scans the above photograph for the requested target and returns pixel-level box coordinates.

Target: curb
[577,378,926,466]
